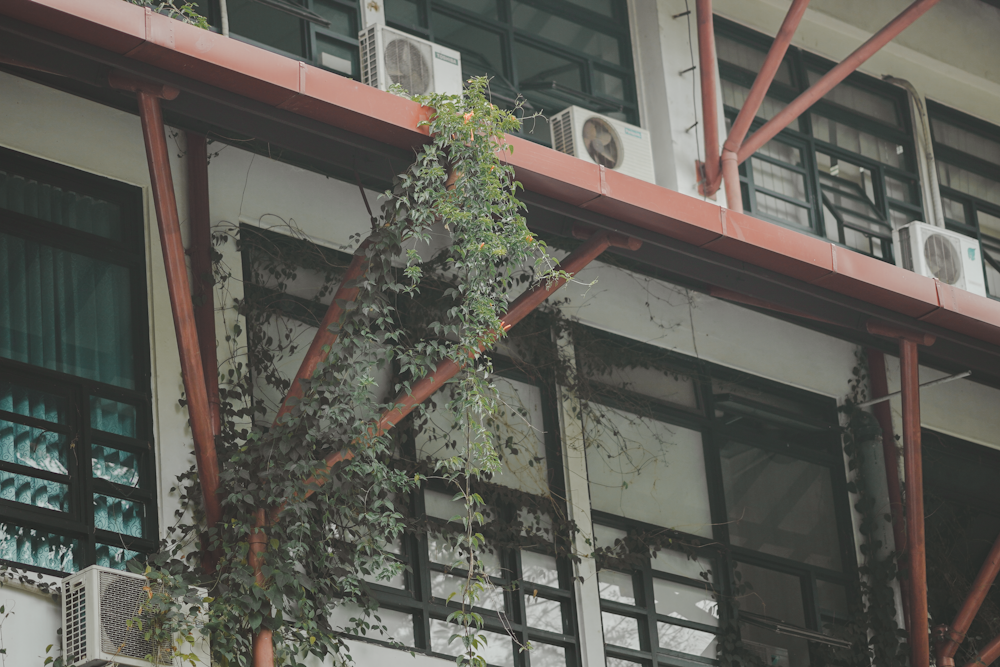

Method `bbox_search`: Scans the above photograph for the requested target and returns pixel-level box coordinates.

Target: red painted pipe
[695,0,721,192]
[900,338,929,667]
[722,0,810,158]
[186,133,221,436]
[136,91,224,530]
[937,533,1000,663]
[737,0,943,164]
[866,348,911,634]
[268,230,617,523]
[721,150,742,213]
[962,633,1000,667]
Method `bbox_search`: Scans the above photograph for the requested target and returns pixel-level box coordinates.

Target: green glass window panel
[811,114,906,169]
[0,522,79,572]
[938,161,1000,207]
[525,595,564,633]
[593,69,625,100]
[438,0,497,18]
[432,12,505,80]
[521,550,559,587]
[0,419,68,474]
[721,80,799,130]
[942,196,969,224]
[516,42,584,92]
[886,175,918,204]
[657,622,717,658]
[716,35,793,85]
[227,0,306,56]
[807,70,900,128]
[0,234,134,388]
[384,0,421,27]
[565,0,613,16]
[311,0,354,34]
[0,171,123,241]
[722,443,843,571]
[315,33,357,76]
[90,396,137,437]
[94,494,145,538]
[95,543,142,571]
[531,644,566,667]
[751,158,807,202]
[754,191,810,229]
[430,620,514,665]
[511,1,621,65]
[602,612,640,650]
[0,379,67,423]
[0,470,69,511]
[92,445,142,488]
[932,117,1000,165]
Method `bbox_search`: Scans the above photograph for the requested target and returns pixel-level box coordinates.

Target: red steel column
[135,91,223,529]
[737,0,942,164]
[867,348,911,634]
[695,0,721,193]
[900,337,929,667]
[186,133,221,436]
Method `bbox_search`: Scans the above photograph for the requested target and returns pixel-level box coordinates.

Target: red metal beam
[737,0,943,165]
[695,0,721,193]
[961,634,1000,667]
[186,132,220,435]
[899,337,929,667]
[866,348,911,634]
[127,81,223,530]
[936,537,1000,665]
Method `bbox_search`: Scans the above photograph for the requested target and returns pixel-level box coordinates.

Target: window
[716,19,922,261]
[384,0,637,145]
[242,226,581,666]
[0,147,155,574]
[927,103,1000,299]
[576,328,856,667]
[227,0,361,77]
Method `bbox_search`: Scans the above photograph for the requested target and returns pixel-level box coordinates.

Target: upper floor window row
[715,19,923,263]
[218,0,636,147]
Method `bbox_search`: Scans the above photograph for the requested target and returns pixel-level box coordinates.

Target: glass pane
[722,81,798,129]
[92,444,141,488]
[734,562,806,624]
[511,2,620,65]
[586,408,713,538]
[932,117,1000,165]
[980,211,1000,240]
[489,377,549,495]
[0,234,135,388]
[90,396,137,437]
[602,612,641,650]
[942,197,969,224]
[438,0,497,18]
[716,35,793,85]
[0,379,67,423]
[938,161,1000,207]
[651,548,708,581]
[598,570,636,605]
[741,625,809,667]
[0,469,68,511]
[227,0,306,56]
[565,0,613,16]
[594,70,626,100]
[531,643,567,667]
[330,602,416,646]
[0,419,68,473]
[431,571,504,611]
[657,622,717,658]
[722,442,843,570]
[94,493,145,537]
[525,594,564,633]
[516,42,584,92]
[585,362,699,409]
[0,521,78,572]
[433,12,505,80]
[315,34,357,76]
[816,579,849,624]
[811,114,906,169]
[0,171,123,241]
[653,578,718,626]
[311,0,354,34]
[751,158,807,202]
[522,550,560,587]
[607,660,642,667]
[753,192,811,229]
[886,175,918,204]
[430,619,514,666]
[384,0,421,27]
[95,543,141,570]
[807,70,900,127]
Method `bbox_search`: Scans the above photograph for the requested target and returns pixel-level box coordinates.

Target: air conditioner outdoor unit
[550,105,656,184]
[63,565,210,667]
[893,221,986,297]
[358,24,463,97]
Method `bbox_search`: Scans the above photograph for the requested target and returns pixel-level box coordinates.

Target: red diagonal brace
[118,73,223,531]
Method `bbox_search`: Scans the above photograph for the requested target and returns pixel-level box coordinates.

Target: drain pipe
[884,76,944,227]
[219,0,230,36]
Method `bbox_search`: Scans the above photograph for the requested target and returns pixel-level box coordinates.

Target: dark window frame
[0,146,156,576]
[577,326,859,667]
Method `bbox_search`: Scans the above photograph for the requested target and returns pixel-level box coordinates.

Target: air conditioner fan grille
[384,37,432,95]
[924,232,962,284]
[99,571,172,664]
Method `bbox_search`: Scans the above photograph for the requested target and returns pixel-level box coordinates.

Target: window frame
[0,146,156,575]
[577,327,859,667]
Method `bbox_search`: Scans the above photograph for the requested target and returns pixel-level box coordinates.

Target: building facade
[1,1,1000,666]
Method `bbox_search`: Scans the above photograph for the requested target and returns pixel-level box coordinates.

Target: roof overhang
[4,0,1000,386]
